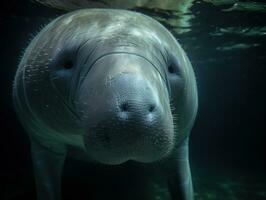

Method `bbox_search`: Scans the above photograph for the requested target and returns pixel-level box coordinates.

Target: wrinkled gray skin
[13,9,198,200]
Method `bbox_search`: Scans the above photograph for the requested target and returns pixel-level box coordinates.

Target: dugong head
[13,9,197,165]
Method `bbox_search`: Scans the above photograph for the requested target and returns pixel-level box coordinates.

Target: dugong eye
[167,52,181,76]
[63,60,74,69]
[168,64,175,74]
[168,63,180,75]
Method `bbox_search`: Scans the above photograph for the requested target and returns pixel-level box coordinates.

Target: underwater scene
[1,0,266,200]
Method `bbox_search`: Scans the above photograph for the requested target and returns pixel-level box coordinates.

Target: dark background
[1,0,266,199]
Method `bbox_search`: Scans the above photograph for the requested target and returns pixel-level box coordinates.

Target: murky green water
[1,0,265,199]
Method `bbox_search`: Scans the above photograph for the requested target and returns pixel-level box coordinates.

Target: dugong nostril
[149,104,156,112]
[120,102,129,112]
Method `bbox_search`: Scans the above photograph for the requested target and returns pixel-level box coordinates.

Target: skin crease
[13,9,198,200]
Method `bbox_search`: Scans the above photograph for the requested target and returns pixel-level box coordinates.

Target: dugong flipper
[13,9,197,200]
[30,140,66,200]
[167,138,194,199]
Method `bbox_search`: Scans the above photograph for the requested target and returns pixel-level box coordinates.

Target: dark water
[1,0,266,199]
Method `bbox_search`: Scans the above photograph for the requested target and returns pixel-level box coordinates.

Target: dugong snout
[76,53,175,164]
[106,73,161,122]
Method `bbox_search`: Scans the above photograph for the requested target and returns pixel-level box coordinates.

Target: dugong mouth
[82,109,175,165]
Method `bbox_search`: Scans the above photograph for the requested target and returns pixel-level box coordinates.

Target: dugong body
[13,9,197,200]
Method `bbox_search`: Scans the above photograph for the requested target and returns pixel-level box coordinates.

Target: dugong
[13,9,198,200]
